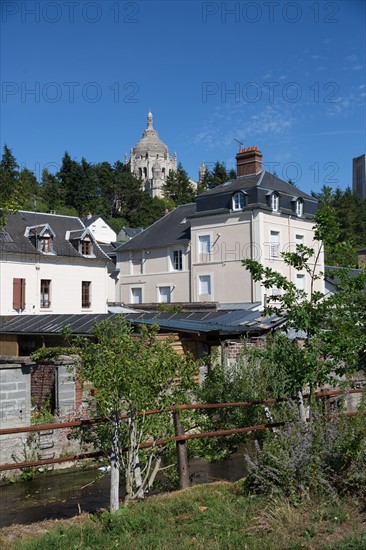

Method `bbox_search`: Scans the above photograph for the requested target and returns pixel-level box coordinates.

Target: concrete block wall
[0,361,32,428]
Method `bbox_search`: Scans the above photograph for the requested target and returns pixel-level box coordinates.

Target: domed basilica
[127,111,177,198]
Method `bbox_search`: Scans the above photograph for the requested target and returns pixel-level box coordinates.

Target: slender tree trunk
[110,409,120,512]
[297,390,307,423]
[130,416,144,499]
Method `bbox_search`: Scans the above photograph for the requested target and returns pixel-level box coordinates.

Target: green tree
[197,161,236,194]
[243,196,366,420]
[75,317,198,511]
[40,168,62,212]
[163,163,196,205]
[0,145,21,227]
[18,167,39,209]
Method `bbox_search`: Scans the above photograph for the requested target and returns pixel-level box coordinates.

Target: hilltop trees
[197,161,236,194]
[163,163,196,205]
[0,145,22,227]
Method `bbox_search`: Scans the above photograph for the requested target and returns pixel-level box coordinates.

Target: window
[232,192,245,211]
[158,286,171,303]
[81,240,91,255]
[40,279,51,308]
[172,249,183,271]
[131,287,142,304]
[296,274,305,291]
[199,275,211,295]
[13,278,26,310]
[198,235,211,258]
[82,281,91,308]
[295,199,303,217]
[41,237,52,253]
[295,234,304,250]
[271,192,279,212]
[270,230,280,258]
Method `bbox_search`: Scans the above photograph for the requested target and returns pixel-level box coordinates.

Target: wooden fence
[0,388,364,489]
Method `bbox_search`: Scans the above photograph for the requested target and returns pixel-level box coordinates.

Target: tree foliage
[163,163,196,205]
[0,145,22,227]
[197,161,236,194]
[75,317,199,511]
[242,196,366,406]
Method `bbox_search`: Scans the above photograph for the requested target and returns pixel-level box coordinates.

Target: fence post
[173,410,189,490]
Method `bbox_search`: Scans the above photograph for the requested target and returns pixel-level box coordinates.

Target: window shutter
[13,278,25,309]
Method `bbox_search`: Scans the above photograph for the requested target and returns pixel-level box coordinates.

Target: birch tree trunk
[110,409,120,512]
[297,390,307,423]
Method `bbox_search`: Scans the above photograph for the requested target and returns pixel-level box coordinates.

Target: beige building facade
[117,147,324,306]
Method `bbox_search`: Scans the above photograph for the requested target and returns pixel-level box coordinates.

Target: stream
[0,450,247,528]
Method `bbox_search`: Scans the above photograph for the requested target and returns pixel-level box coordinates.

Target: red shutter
[13,278,26,309]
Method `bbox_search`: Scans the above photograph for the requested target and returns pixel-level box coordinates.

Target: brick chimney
[236,146,262,177]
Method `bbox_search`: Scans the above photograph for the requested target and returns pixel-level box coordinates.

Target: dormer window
[81,239,92,256]
[67,229,95,258]
[25,224,56,255]
[295,198,303,217]
[41,236,52,253]
[232,192,245,211]
[271,192,279,212]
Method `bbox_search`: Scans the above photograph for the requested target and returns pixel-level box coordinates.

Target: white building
[82,215,117,244]
[128,111,177,198]
[0,211,114,315]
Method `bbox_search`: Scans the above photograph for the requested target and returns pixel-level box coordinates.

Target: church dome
[133,111,169,157]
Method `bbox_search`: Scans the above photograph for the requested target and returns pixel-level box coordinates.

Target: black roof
[120,227,144,238]
[0,310,285,337]
[117,204,196,252]
[1,211,111,266]
[198,171,315,201]
[82,215,103,227]
[195,171,317,217]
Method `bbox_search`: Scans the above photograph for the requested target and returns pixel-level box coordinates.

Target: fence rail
[0,388,364,480]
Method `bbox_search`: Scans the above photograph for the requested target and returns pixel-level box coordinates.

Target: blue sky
[1,0,365,195]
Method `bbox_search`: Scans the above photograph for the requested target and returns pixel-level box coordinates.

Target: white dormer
[24,224,56,255]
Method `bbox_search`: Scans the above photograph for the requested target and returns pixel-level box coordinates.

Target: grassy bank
[1,482,365,549]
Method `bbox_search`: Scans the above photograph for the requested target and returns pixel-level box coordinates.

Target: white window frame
[296,199,303,217]
[270,230,280,259]
[295,274,305,291]
[158,285,172,303]
[271,192,279,212]
[295,234,304,250]
[170,248,184,271]
[197,234,212,262]
[232,192,245,211]
[198,274,212,296]
[130,287,142,304]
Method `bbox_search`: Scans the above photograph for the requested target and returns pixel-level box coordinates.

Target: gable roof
[2,211,111,266]
[117,203,196,252]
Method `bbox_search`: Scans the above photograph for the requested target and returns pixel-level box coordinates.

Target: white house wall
[0,260,109,315]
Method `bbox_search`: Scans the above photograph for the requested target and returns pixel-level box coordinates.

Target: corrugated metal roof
[0,309,286,337]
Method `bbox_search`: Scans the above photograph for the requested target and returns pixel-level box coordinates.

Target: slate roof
[198,171,314,200]
[82,215,102,227]
[119,227,144,239]
[1,211,111,266]
[195,171,317,218]
[117,204,196,252]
